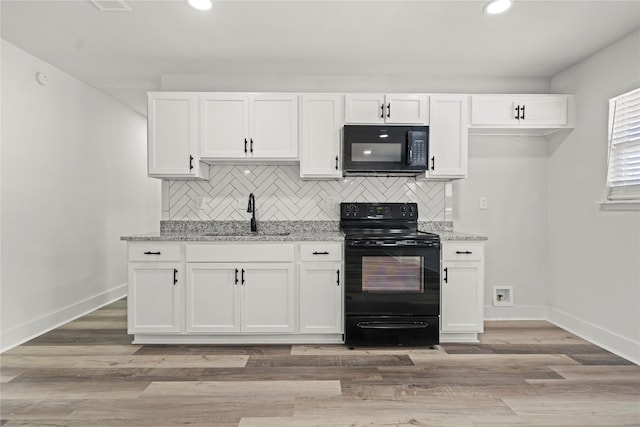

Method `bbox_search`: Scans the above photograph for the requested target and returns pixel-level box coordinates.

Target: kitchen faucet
[247,193,257,232]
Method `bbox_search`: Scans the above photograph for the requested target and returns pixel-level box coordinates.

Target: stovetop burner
[340,202,438,243]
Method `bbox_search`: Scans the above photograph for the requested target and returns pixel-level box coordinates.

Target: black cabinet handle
[336,269,340,286]
[235,268,239,284]
[250,138,254,153]
[431,156,435,171]
[455,251,473,254]
[444,267,448,284]
[189,155,194,170]
[335,156,339,170]
[312,251,329,255]
[387,103,391,118]
[241,269,245,285]
[521,105,526,120]
[380,104,384,119]
[143,251,161,255]
[514,105,520,120]
[244,138,248,154]
[173,269,178,285]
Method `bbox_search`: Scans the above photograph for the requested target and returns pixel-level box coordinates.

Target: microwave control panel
[408,130,428,167]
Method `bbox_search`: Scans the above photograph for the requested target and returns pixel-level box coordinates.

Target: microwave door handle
[407,134,414,166]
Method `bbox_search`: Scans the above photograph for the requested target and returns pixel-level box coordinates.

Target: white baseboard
[546,306,639,365]
[484,304,546,320]
[0,284,127,353]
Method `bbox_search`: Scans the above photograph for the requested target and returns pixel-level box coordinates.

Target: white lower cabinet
[298,242,343,334]
[185,244,295,334]
[128,261,183,334]
[299,263,343,334]
[186,263,241,333]
[440,241,485,342]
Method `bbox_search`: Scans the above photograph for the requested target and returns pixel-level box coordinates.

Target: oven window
[351,143,402,162]
[361,256,424,292]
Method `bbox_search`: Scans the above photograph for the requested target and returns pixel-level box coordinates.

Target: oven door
[344,241,440,317]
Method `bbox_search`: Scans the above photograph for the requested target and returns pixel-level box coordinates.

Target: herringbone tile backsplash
[168,165,445,221]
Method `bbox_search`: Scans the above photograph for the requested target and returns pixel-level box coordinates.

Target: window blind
[607,87,640,201]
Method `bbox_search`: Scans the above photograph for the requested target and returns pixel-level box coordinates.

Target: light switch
[480,197,488,210]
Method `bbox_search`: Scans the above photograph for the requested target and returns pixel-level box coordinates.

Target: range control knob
[407,205,415,216]
[343,204,359,217]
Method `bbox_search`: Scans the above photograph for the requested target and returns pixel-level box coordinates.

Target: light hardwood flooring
[1,298,638,426]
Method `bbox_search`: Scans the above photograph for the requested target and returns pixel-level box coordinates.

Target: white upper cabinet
[200,93,298,160]
[300,94,344,179]
[345,93,429,124]
[147,92,209,180]
[470,94,571,128]
[200,93,250,158]
[426,95,469,179]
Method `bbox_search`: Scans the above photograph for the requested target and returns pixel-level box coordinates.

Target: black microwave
[342,125,429,176]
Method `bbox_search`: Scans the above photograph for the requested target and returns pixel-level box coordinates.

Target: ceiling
[2,0,639,115]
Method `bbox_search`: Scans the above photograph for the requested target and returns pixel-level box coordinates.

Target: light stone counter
[121,220,486,242]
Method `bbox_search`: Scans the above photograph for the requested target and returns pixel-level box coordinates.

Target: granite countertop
[121,220,487,242]
[121,220,344,242]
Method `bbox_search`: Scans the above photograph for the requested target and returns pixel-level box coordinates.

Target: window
[605,87,640,207]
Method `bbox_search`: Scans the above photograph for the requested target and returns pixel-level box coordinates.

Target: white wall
[453,135,550,319]
[161,74,549,95]
[0,41,161,351]
[548,31,640,364]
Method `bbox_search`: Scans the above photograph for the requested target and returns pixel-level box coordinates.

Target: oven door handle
[356,321,429,330]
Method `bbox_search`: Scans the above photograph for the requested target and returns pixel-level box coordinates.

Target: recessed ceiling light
[484,0,512,15]
[188,0,212,11]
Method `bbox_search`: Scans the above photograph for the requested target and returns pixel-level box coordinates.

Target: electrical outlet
[480,197,488,210]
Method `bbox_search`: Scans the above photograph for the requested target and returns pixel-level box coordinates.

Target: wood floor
[1,299,638,426]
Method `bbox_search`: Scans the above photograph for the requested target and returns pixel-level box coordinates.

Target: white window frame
[601,87,640,211]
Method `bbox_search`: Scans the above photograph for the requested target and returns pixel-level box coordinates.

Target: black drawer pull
[336,269,340,286]
[235,268,239,284]
[312,251,329,255]
[444,267,448,283]
[241,269,245,285]
[143,251,161,255]
[455,251,473,254]
[173,269,178,285]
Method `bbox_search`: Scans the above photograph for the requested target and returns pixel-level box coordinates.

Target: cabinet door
[186,263,241,333]
[148,93,203,177]
[518,95,568,126]
[470,95,519,126]
[385,94,428,124]
[241,263,295,333]
[250,94,299,159]
[441,261,484,333]
[128,262,182,333]
[299,263,343,334]
[345,93,385,124]
[200,93,250,158]
[300,94,343,179]
[428,95,468,178]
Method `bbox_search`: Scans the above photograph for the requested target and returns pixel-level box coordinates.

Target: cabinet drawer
[441,242,484,261]
[299,243,343,262]
[128,243,182,262]
[186,243,294,262]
